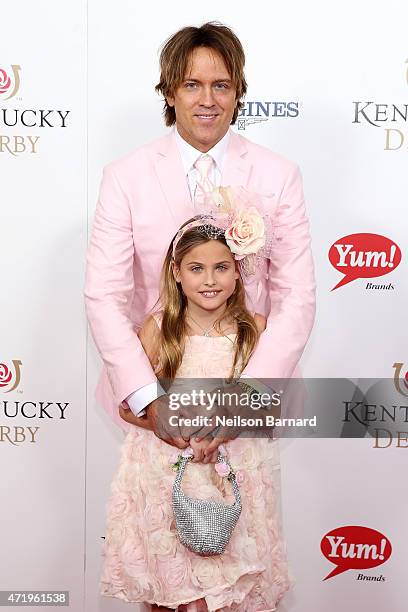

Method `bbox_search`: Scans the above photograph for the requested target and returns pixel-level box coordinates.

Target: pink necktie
[193,155,215,211]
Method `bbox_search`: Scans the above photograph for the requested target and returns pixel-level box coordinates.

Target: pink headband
[171,215,225,260]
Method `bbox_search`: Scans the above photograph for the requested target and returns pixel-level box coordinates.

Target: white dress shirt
[174,127,229,199]
[126,128,231,417]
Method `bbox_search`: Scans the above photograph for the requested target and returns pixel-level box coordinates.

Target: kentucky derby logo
[0,64,70,157]
[392,362,408,397]
[352,58,408,150]
[237,100,299,130]
[0,65,21,100]
[0,360,22,392]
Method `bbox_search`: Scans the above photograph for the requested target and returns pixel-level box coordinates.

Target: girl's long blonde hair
[153,219,260,384]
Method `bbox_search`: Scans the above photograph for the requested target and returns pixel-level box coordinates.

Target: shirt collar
[174,127,230,175]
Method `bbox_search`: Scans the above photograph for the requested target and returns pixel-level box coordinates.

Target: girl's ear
[171,260,181,283]
[234,262,240,280]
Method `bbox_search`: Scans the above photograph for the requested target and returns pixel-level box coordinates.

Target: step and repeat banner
[1,1,407,611]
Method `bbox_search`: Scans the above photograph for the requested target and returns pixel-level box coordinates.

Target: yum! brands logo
[0,359,22,392]
[0,63,71,156]
[328,233,401,290]
[321,525,392,581]
[0,65,21,100]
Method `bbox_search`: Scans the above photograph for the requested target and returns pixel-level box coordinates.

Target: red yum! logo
[0,360,22,392]
[0,65,21,100]
[321,525,392,580]
[329,233,401,290]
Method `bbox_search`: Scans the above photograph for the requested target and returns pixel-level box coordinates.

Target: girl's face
[173,240,239,313]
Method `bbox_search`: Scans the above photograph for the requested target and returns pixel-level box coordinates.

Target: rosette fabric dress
[100,332,291,611]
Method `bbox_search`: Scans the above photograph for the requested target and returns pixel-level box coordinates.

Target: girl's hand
[200,436,233,464]
[189,437,219,463]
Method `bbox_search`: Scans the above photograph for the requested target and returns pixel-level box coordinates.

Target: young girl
[100,216,290,612]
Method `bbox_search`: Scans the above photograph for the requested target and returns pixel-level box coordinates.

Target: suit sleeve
[241,163,316,381]
[84,165,158,404]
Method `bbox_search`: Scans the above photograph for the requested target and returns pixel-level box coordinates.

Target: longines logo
[0,63,71,156]
[237,100,299,130]
[352,59,408,150]
[0,356,70,446]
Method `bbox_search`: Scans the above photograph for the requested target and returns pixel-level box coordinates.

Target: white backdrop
[1,1,407,611]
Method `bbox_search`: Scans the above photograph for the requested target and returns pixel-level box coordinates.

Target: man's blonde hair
[155,22,247,126]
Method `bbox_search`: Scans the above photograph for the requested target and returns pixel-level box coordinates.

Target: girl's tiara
[171,215,225,259]
[171,186,274,277]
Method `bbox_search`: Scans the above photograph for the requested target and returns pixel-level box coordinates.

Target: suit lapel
[152,130,252,230]
[153,132,194,228]
[221,130,251,187]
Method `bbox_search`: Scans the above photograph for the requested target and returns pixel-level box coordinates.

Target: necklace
[186,312,235,343]
[187,313,218,337]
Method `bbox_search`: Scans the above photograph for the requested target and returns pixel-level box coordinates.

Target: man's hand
[119,396,190,451]
[119,403,152,430]
[176,397,230,442]
[148,395,190,449]
[195,382,278,461]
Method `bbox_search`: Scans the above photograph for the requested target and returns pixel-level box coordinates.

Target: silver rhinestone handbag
[172,452,242,556]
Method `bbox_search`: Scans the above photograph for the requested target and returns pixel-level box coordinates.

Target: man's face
[166,46,237,152]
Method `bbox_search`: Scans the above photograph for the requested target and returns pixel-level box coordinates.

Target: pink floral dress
[100,334,291,611]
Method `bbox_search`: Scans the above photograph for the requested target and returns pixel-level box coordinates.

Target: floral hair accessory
[172,185,274,277]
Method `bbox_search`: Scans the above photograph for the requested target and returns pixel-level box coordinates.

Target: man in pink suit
[84,22,316,453]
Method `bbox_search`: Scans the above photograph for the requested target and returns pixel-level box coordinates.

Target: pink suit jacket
[84,130,316,431]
